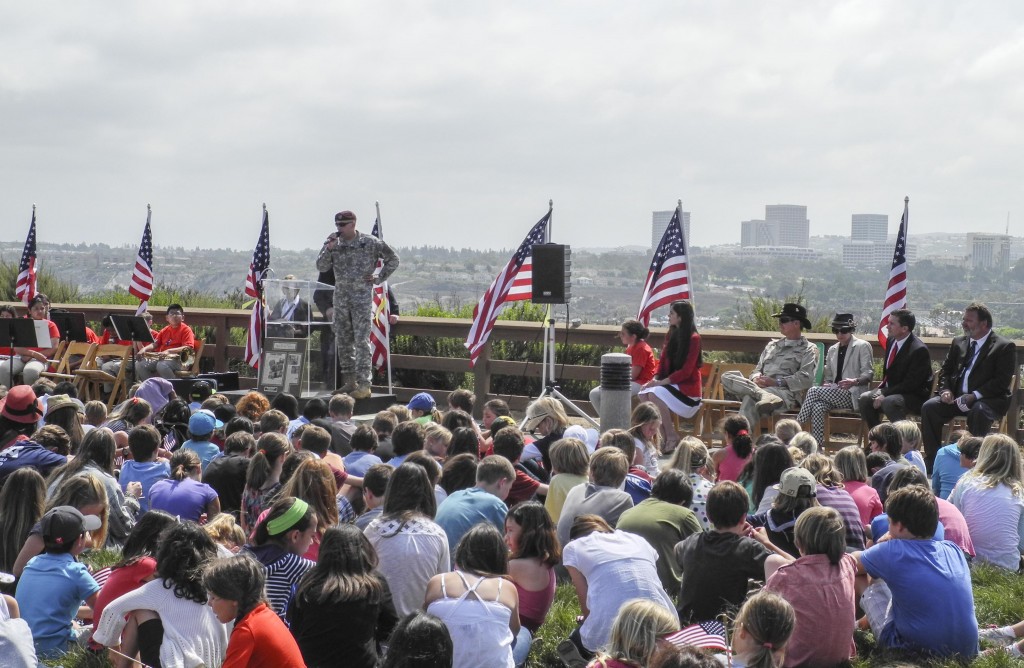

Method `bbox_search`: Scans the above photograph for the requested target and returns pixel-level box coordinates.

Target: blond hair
[793,506,845,564]
[788,432,818,457]
[967,434,1024,498]
[525,397,569,432]
[599,599,679,666]
[800,454,843,488]
[667,437,712,477]
[203,513,247,552]
[550,438,590,476]
[833,446,868,483]
[892,420,923,454]
[774,419,802,445]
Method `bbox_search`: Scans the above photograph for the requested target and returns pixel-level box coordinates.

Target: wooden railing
[5,302,1023,439]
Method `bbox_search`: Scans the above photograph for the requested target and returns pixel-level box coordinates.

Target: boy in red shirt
[137,304,196,380]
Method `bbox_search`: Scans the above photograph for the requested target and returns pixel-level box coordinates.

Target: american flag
[370,215,390,370]
[877,197,909,349]
[464,211,550,366]
[245,208,270,300]
[637,204,690,327]
[244,207,270,368]
[128,209,155,303]
[663,620,729,651]
[15,208,38,305]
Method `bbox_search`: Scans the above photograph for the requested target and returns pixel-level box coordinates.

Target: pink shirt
[764,553,857,668]
[716,446,749,483]
[936,497,976,557]
[843,480,883,528]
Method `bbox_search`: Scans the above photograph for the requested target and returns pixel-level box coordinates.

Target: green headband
[266,498,309,536]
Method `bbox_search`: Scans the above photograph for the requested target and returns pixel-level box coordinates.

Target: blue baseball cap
[407,392,436,412]
[188,409,224,436]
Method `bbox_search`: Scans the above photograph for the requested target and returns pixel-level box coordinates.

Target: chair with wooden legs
[39,342,98,392]
[74,344,133,409]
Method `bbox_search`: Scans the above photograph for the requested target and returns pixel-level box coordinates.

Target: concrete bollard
[599,353,633,433]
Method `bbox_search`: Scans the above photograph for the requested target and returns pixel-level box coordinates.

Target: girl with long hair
[46,427,139,548]
[204,554,305,667]
[712,415,753,483]
[833,445,883,528]
[637,300,703,454]
[949,433,1024,570]
[13,474,109,577]
[667,437,716,530]
[235,391,271,424]
[628,402,663,477]
[749,443,795,513]
[94,521,227,668]
[0,468,46,588]
[154,398,192,451]
[241,432,290,534]
[425,523,521,668]
[719,592,795,668]
[149,449,221,522]
[102,397,153,434]
[289,525,399,667]
[279,457,340,561]
[43,396,85,454]
[589,319,658,418]
[506,501,561,666]
[588,599,679,668]
[88,510,176,666]
[364,462,449,617]
[243,496,318,619]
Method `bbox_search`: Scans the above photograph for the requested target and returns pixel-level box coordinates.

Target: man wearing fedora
[720,303,818,434]
[796,314,874,446]
[858,308,933,431]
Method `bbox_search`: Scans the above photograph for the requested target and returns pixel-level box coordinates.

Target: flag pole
[377,200,394,395]
[678,199,695,313]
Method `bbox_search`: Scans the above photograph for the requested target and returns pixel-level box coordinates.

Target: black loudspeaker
[531,244,571,304]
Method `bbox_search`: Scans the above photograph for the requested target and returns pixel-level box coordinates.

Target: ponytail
[733,591,795,668]
[169,450,199,482]
[245,432,289,491]
[723,416,753,459]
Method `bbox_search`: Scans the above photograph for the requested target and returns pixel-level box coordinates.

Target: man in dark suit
[859,308,934,428]
[921,302,1017,469]
[267,274,312,338]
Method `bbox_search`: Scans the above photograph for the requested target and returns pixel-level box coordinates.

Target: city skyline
[1,2,1022,252]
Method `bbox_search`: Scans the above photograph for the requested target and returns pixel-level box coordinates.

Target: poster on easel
[259,338,307,398]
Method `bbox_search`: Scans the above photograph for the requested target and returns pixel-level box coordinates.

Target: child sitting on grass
[674,481,793,624]
[15,506,101,658]
[854,485,978,659]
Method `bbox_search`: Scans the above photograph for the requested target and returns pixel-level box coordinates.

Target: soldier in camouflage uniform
[719,303,818,434]
[316,210,399,398]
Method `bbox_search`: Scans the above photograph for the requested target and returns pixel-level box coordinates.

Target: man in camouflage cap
[719,303,818,434]
[316,210,399,398]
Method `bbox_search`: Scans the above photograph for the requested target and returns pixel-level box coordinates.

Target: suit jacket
[824,335,874,404]
[937,332,1016,415]
[880,333,933,402]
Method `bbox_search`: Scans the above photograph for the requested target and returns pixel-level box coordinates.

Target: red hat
[335,211,357,222]
[0,385,43,424]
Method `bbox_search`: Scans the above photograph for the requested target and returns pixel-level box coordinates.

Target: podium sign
[258,338,307,398]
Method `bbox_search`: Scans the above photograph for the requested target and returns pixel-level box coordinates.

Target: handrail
[3,302,1021,438]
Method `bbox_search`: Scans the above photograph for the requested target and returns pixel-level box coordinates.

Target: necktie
[886,343,898,369]
[959,341,977,391]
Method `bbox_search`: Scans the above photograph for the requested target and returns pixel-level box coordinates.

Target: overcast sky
[2,1,1022,255]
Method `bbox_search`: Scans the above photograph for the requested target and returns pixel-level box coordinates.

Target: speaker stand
[530,315,598,429]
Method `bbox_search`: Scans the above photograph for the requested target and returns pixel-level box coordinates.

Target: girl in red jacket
[638,301,703,454]
[203,555,305,668]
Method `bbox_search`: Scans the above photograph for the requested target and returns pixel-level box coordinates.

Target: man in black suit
[267,274,312,338]
[859,308,934,428]
[921,302,1017,469]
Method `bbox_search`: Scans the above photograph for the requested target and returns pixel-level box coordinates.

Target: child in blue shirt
[854,485,978,659]
[118,424,170,514]
[15,506,102,658]
[181,410,223,471]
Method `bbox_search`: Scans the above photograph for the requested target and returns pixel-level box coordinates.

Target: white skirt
[638,385,701,419]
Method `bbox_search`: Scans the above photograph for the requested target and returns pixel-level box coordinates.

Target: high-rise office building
[652,210,691,249]
[971,234,1012,272]
[851,214,888,243]
[740,219,776,247]
[765,204,809,248]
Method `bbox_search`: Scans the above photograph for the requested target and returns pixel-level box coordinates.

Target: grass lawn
[40,552,1024,667]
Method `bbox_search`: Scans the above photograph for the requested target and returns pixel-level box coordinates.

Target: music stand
[0,319,46,389]
[50,312,89,342]
[110,315,156,385]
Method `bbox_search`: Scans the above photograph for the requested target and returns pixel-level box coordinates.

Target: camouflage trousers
[719,370,798,433]
[333,294,373,386]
